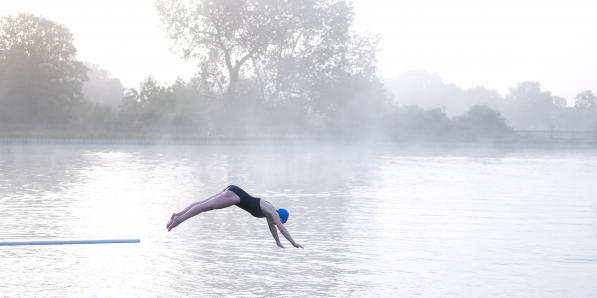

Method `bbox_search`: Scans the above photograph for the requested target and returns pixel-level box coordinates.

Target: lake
[1,142,596,297]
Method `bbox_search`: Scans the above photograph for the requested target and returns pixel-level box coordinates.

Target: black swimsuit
[226,185,266,218]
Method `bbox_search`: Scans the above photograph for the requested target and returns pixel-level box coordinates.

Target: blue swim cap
[277,208,289,224]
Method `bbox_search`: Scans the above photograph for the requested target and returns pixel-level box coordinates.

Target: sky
[2,0,597,101]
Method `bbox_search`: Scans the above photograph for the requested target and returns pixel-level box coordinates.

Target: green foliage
[118,77,221,136]
[575,91,597,109]
[569,91,597,131]
[0,11,594,141]
[453,105,512,140]
[82,63,124,110]
[310,74,390,137]
[385,106,452,141]
[504,82,566,130]
[0,13,87,131]
[155,0,378,103]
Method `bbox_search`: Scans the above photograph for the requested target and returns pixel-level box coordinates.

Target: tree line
[1,1,596,142]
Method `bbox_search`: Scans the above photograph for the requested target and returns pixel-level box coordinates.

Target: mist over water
[1,143,596,297]
[2,7,596,142]
[2,1,597,297]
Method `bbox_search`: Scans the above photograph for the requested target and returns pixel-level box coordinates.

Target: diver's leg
[167,194,217,226]
[166,187,229,228]
[167,190,240,231]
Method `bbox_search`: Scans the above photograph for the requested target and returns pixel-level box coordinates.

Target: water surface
[1,143,596,297]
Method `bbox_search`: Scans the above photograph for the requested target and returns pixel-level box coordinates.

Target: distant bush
[453,105,512,140]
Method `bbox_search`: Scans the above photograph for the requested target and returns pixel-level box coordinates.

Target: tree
[117,77,211,135]
[504,82,566,130]
[570,90,597,131]
[385,105,452,141]
[118,77,172,132]
[310,74,389,137]
[453,105,511,139]
[154,0,377,102]
[0,13,87,130]
[575,90,597,109]
[82,63,124,110]
[385,71,465,115]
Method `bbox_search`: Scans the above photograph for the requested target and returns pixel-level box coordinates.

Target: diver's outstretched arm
[267,217,284,248]
[271,214,303,248]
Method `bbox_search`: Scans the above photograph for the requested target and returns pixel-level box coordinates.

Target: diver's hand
[292,242,303,249]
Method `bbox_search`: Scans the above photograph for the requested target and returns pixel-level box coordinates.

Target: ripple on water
[1,144,597,297]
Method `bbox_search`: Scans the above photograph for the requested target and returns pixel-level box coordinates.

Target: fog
[1,1,596,142]
[2,2,597,297]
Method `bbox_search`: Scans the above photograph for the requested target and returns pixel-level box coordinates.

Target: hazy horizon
[3,0,596,102]
[2,2,596,296]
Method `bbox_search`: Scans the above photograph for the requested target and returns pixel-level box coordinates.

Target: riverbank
[0,130,596,146]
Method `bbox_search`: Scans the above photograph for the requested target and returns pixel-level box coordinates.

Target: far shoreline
[0,130,596,148]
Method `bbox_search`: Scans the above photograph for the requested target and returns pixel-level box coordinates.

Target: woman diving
[167,185,303,248]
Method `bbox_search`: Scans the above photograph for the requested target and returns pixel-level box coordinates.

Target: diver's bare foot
[166,213,176,229]
[168,216,181,232]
